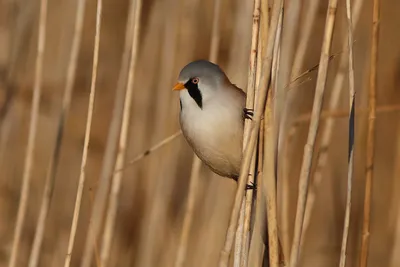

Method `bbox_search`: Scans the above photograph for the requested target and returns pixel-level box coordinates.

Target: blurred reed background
[0,0,399,266]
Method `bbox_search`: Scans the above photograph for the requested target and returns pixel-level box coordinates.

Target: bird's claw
[243,108,254,120]
[245,181,257,191]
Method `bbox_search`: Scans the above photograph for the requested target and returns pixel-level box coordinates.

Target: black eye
[191,77,199,84]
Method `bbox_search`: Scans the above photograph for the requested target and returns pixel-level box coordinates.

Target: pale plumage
[173,60,249,180]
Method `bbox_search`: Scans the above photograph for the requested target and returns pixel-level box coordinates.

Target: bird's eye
[191,77,199,84]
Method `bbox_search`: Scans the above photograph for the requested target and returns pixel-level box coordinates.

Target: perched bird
[172,60,254,187]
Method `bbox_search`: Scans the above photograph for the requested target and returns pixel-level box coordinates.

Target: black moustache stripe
[184,79,203,109]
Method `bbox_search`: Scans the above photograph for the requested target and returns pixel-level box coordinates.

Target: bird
[172,60,254,188]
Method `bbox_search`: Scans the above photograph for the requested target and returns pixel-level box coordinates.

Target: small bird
[172,60,254,187]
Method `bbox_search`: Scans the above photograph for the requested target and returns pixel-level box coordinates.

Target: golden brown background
[0,0,399,266]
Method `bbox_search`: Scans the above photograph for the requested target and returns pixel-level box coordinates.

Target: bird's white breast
[179,89,244,178]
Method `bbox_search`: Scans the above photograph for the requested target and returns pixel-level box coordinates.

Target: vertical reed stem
[174,0,221,266]
[218,0,283,265]
[64,0,102,265]
[339,0,356,264]
[359,0,380,265]
[288,0,338,266]
[8,0,48,266]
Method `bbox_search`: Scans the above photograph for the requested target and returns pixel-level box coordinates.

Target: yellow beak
[172,82,185,91]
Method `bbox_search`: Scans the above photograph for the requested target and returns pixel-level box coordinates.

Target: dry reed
[63,0,102,266]
[218,0,283,265]
[300,0,364,251]
[174,0,222,266]
[280,0,320,257]
[246,1,269,265]
[288,0,338,266]
[2,0,400,267]
[264,89,279,267]
[8,0,48,266]
[100,0,142,265]
[389,123,400,266]
[80,0,140,265]
[262,3,283,266]
[338,0,356,264]
[234,0,261,265]
[360,0,380,265]
[28,0,87,265]
[114,131,182,174]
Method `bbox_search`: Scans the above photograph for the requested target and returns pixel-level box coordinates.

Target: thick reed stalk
[79,0,140,265]
[360,0,380,265]
[63,0,102,266]
[338,0,356,264]
[174,1,221,267]
[262,4,282,267]
[100,0,142,265]
[8,0,48,266]
[288,0,339,266]
[264,89,279,267]
[218,0,283,265]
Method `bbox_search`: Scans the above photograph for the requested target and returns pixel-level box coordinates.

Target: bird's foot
[245,181,257,191]
[243,108,254,120]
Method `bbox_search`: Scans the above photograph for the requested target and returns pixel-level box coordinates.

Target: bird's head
[172,60,228,109]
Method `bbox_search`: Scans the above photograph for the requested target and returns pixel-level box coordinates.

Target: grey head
[177,60,226,84]
[173,60,230,109]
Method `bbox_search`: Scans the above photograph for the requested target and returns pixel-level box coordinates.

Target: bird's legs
[232,175,257,191]
[243,108,254,120]
[245,181,257,191]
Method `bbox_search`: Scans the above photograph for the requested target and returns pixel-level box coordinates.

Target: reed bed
[0,0,399,267]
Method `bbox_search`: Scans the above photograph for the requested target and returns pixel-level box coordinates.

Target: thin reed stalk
[360,0,380,265]
[174,156,201,267]
[114,131,182,174]
[100,0,142,265]
[281,0,319,255]
[133,0,196,263]
[276,0,301,142]
[87,187,102,267]
[389,123,400,266]
[290,0,320,79]
[64,0,102,266]
[301,0,364,250]
[79,0,140,265]
[288,0,338,266]
[247,119,265,267]
[234,0,261,265]
[28,0,87,265]
[240,149,257,267]
[218,0,283,265]
[243,0,261,149]
[234,200,246,267]
[245,1,269,264]
[174,1,222,266]
[293,105,400,125]
[339,0,356,264]
[8,0,48,266]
